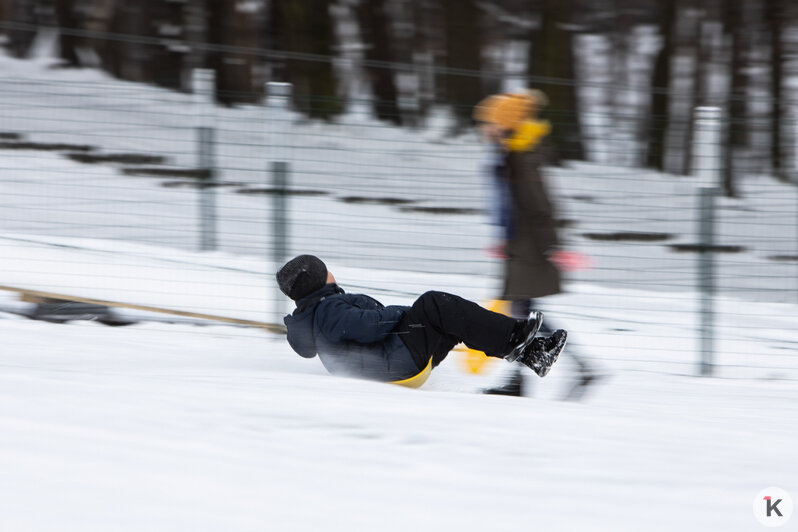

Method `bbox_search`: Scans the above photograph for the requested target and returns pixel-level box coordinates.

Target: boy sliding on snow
[277,255,566,388]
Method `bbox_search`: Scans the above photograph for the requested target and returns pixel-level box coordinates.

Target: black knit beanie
[276,255,328,300]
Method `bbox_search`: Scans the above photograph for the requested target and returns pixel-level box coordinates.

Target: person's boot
[516,329,567,377]
[504,311,543,363]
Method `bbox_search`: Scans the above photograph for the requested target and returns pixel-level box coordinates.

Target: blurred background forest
[2,0,798,195]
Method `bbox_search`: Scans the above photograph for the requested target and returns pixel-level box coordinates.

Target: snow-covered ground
[1,274,797,531]
[1,53,797,531]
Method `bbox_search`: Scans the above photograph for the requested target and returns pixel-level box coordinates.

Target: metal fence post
[270,161,289,321]
[197,126,217,251]
[266,81,292,162]
[697,185,717,376]
[193,68,217,251]
[267,82,293,320]
[272,161,289,268]
[693,106,721,376]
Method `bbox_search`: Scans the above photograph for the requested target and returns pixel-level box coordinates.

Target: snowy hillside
[0,53,797,531]
[1,273,797,531]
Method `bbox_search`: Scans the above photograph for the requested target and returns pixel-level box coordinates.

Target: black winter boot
[516,329,567,377]
[504,311,543,363]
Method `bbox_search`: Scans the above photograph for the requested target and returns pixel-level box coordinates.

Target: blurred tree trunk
[147,1,186,90]
[269,0,342,120]
[102,1,152,82]
[100,2,125,79]
[765,0,786,181]
[206,0,264,105]
[685,0,725,182]
[681,8,702,176]
[647,0,675,170]
[54,0,80,66]
[439,0,483,133]
[662,0,699,175]
[722,2,747,197]
[357,0,401,125]
[528,0,584,161]
[6,0,42,57]
[408,1,440,124]
[779,2,798,182]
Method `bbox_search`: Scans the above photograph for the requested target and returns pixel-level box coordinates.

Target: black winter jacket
[283,283,422,382]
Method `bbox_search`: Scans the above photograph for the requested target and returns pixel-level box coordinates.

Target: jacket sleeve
[316,297,406,344]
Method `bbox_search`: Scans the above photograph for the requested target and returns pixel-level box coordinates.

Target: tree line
[2,0,797,194]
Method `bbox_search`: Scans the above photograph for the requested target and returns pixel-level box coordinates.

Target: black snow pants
[395,291,517,368]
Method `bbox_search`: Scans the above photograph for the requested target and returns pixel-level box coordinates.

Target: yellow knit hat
[474,91,550,151]
[473,93,532,131]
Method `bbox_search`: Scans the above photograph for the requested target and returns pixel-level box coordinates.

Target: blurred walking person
[474,90,596,399]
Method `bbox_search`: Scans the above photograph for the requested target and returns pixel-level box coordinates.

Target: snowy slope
[1,299,796,532]
[1,238,797,531]
[0,52,797,531]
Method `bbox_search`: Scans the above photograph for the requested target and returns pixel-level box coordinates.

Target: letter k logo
[765,496,784,517]
[754,488,792,527]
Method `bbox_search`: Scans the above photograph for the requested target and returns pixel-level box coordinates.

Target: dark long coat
[501,148,562,300]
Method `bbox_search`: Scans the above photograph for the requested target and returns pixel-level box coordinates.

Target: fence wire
[1,67,797,380]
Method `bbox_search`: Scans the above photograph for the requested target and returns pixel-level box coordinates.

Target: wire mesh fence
[1,63,797,379]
